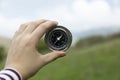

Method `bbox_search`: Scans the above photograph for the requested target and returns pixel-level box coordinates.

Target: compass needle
[57,35,63,40]
[45,26,72,51]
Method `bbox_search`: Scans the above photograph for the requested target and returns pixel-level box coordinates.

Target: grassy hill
[0,36,120,80]
[30,38,120,80]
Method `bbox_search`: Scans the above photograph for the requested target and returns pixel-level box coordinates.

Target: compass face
[49,30,68,48]
[45,26,72,51]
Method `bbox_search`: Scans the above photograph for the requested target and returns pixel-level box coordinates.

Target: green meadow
[0,36,120,80]
[30,38,120,80]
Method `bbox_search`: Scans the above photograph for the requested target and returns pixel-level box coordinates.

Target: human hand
[5,20,66,80]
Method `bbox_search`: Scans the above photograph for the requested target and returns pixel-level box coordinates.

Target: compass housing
[45,26,72,51]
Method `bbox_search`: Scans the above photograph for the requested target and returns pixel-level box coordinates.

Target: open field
[29,38,120,80]
[0,37,120,80]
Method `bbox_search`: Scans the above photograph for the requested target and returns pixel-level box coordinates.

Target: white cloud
[73,0,111,19]
[35,5,75,30]
[35,0,120,32]
[0,0,120,38]
[0,15,28,37]
[71,0,120,30]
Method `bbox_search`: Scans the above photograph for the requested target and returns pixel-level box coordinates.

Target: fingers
[31,20,58,41]
[13,23,28,38]
[24,19,47,33]
[13,19,58,46]
[41,51,66,64]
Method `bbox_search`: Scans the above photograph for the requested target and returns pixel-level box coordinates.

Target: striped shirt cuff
[0,68,22,80]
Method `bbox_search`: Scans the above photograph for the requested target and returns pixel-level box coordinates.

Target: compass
[45,26,72,51]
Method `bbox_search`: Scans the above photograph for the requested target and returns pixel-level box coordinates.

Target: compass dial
[45,26,72,51]
[49,30,68,48]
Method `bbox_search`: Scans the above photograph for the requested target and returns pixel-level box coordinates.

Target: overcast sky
[0,0,120,38]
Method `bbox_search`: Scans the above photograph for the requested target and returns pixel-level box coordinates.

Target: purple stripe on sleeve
[5,69,21,80]
[2,73,14,80]
[0,77,6,80]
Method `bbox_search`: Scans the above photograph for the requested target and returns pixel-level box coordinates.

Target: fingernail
[60,53,66,57]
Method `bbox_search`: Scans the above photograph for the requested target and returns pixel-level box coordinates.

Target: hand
[5,19,66,80]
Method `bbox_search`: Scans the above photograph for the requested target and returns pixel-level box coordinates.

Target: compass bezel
[45,26,72,51]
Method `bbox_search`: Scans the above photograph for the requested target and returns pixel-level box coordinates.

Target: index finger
[31,20,58,42]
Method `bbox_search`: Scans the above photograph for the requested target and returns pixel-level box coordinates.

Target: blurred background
[0,0,120,80]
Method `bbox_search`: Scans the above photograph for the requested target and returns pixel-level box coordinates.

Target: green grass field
[0,38,120,80]
[29,39,120,80]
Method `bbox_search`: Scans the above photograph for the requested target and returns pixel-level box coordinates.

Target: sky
[0,0,120,38]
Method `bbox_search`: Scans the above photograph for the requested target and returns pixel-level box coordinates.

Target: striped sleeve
[0,68,22,80]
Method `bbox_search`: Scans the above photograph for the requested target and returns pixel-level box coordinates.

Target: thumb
[42,51,66,64]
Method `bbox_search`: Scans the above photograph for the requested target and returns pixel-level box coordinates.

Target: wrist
[5,64,27,80]
[0,67,22,80]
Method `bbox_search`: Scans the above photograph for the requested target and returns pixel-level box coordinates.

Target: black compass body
[45,26,72,51]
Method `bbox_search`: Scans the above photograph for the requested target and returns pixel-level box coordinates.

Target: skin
[5,19,66,80]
